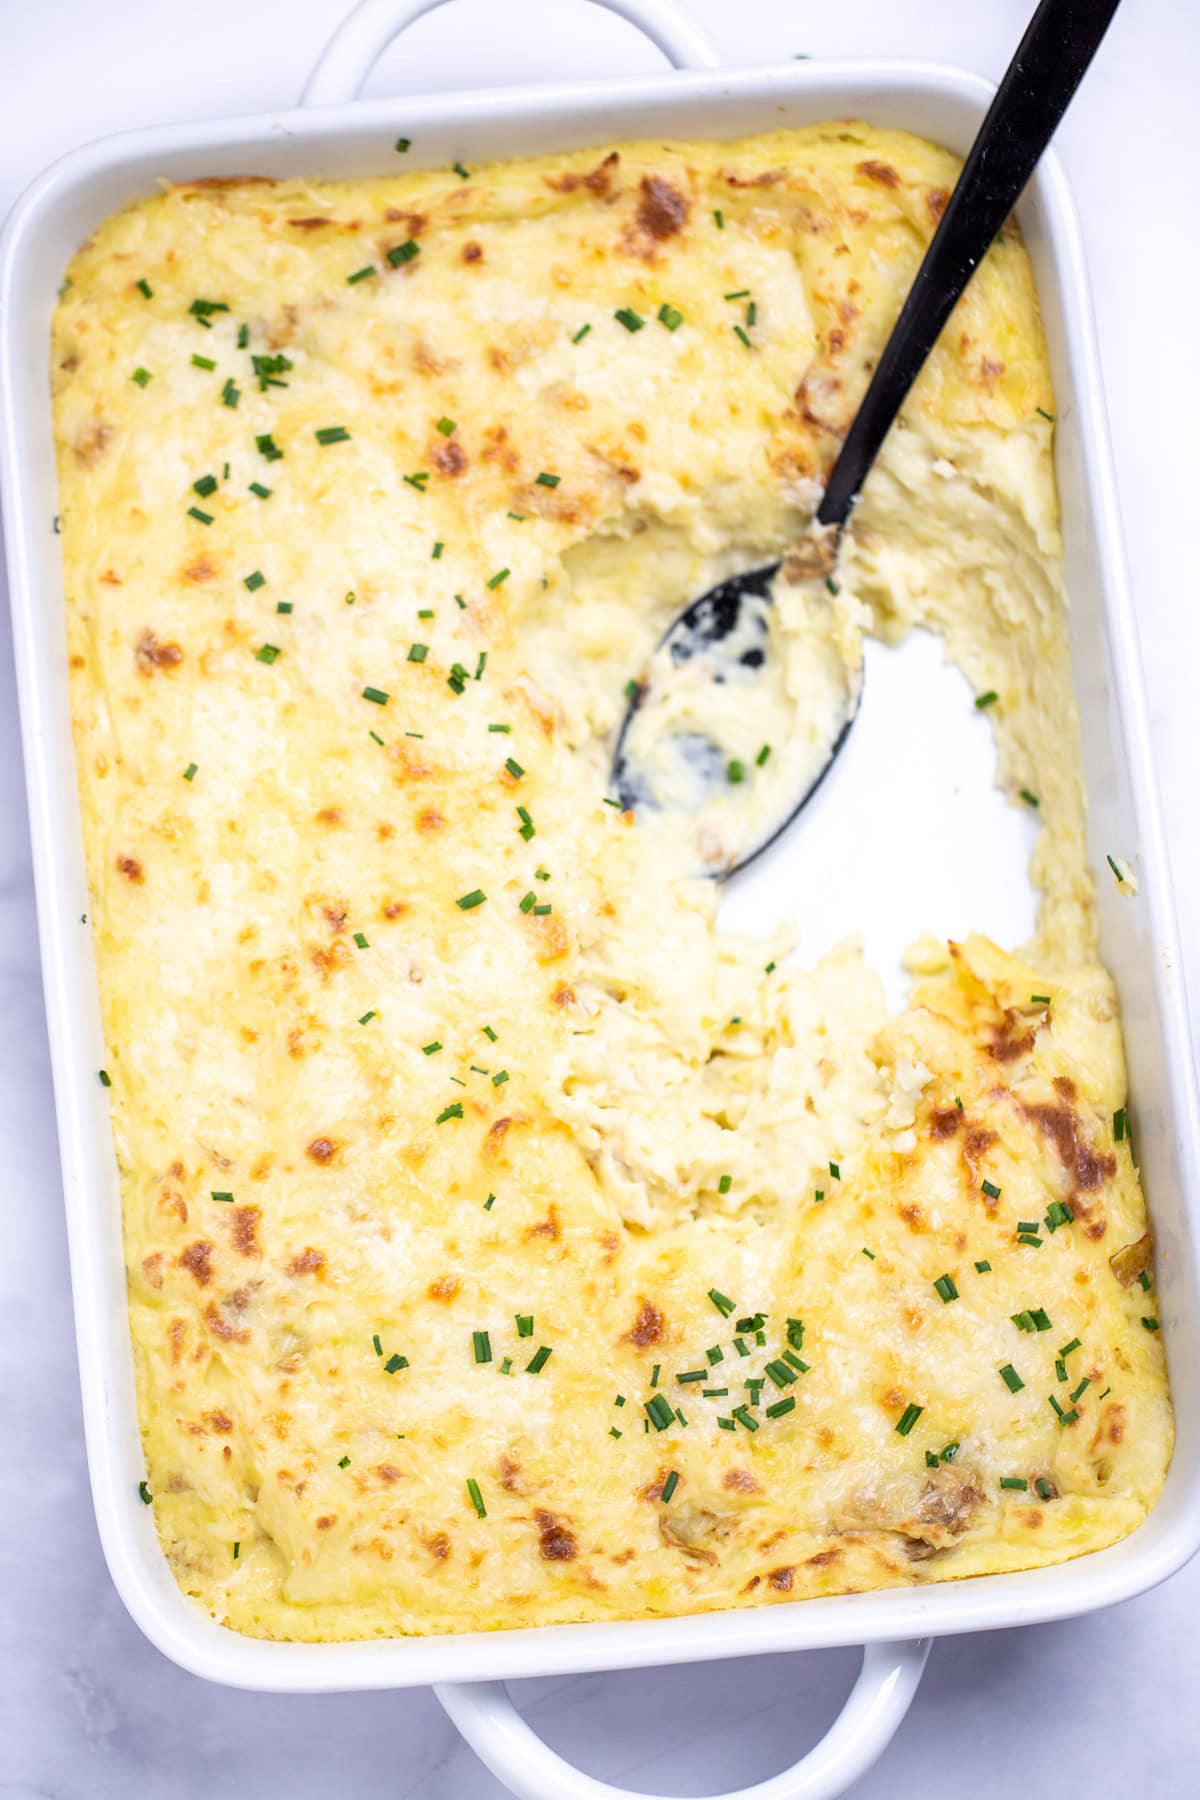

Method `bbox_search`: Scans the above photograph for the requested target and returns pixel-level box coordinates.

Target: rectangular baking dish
[3,2,1199,1794]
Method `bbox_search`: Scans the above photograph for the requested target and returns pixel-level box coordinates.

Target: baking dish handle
[435,1637,930,1800]
[301,0,721,106]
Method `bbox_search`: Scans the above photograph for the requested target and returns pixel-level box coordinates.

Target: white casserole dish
[3,1,1199,1794]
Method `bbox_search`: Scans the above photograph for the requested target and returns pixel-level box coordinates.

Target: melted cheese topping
[54,127,1171,1641]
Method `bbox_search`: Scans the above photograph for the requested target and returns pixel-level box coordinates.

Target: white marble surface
[2,1,1198,1794]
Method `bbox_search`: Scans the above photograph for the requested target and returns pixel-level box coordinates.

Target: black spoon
[613,0,1122,877]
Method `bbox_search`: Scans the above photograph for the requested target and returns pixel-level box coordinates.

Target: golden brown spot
[182,556,218,584]
[316,1515,336,1530]
[625,1299,666,1346]
[135,628,183,671]
[963,1126,999,1162]
[980,356,1005,386]
[231,1206,260,1256]
[322,903,348,932]
[827,327,846,354]
[416,808,444,832]
[858,159,901,189]
[74,422,113,466]
[427,1275,460,1302]
[376,1464,405,1483]
[381,900,408,920]
[987,1010,1035,1063]
[898,1203,925,1233]
[526,1205,561,1242]
[205,1411,233,1434]
[179,1241,214,1285]
[117,854,144,883]
[289,215,333,228]
[636,174,688,240]
[552,982,576,1008]
[385,209,426,235]
[424,1530,451,1559]
[535,1509,577,1561]
[806,1547,842,1567]
[547,151,620,196]
[499,1455,525,1494]
[532,914,569,964]
[927,187,950,222]
[315,806,343,827]
[141,1252,165,1289]
[484,1117,515,1159]
[768,1565,794,1592]
[462,241,483,262]
[181,175,275,189]
[286,1247,326,1277]
[310,941,352,978]
[1020,1100,1116,1191]
[204,1300,250,1344]
[1103,1404,1126,1444]
[432,437,468,476]
[168,1318,186,1363]
[929,1107,961,1140]
[723,1468,759,1494]
[1053,1075,1077,1102]
[723,168,784,187]
[306,1137,337,1165]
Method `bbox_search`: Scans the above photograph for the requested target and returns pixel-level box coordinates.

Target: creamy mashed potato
[53,125,1171,1641]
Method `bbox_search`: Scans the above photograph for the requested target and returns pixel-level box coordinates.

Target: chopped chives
[491,1070,509,1086]
[1045,1201,1073,1231]
[1035,1476,1054,1498]
[387,239,420,266]
[188,298,228,320]
[714,209,724,228]
[359,1011,376,1025]
[1113,1107,1129,1142]
[338,1456,351,1469]
[221,378,240,408]
[98,1069,112,1087]
[829,1162,840,1179]
[1031,994,1052,1006]
[1069,1377,1091,1403]
[187,506,213,525]
[487,568,510,590]
[255,433,283,461]
[933,1274,959,1304]
[660,1470,679,1503]
[504,757,524,780]
[723,288,750,301]
[731,1406,758,1432]
[705,1345,724,1366]
[183,763,198,782]
[614,307,644,332]
[999,1363,1025,1392]
[765,1396,795,1419]
[452,162,470,179]
[482,1025,497,1042]
[403,472,429,490]
[708,1289,735,1318]
[407,643,428,662]
[733,324,752,348]
[756,744,771,766]
[136,278,153,299]
[895,1403,923,1436]
[315,426,350,445]
[676,1370,707,1384]
[472,1330,492,1364]
[435,1102,463,1123]
[1142,1316,1160,1332]
[193,474,218,497]
[981,1179,1001,1199]
[519,892,536,914]
[498,1357,513,1376]
[525,1346,552,1373]
[456,889,487,911]
[571,323,592,343]
[372,1334,382,1356]
[717,1174,732,1195]
[421,1041,441,1055]
[861,1247,876,1261]
[466,1477,486,1518]
[975,690,999,709]
[395,136,411,152]
[483,1193,496,1211]
[1019,789,1040,808]
[764,1359,796,1389]
[353,931,369,949]
[347,265,376,284]
[1031,1309,1052,1331]
[727,759,745,784]
[237,323,249,348]
[1000,1476,1028,1491]
[1055,1358,1068,1382]
[1036,406,1055,422]
[1059,1337,1081,1357]
[535,471,561,487]
[243,569,266,591]
[211,1191,234,1203]
[191,353,216,370]
[609,1426,622,1438]
[645,1394,674,1430]
[361,686,389,705]
[657,303,684,331]
[515,1314,533,1338]
[138,1481,153,1504]
[432,541,444,559]
[249,481,271,499]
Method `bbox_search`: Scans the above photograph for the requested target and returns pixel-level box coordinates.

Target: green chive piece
[732,1406,759,1432]
[483,1193,496,1211]
[525,1346,553,1374]
[1059,1338,1081,1357]
[1045,1200,1074,1231]
[861,1247,876,1261]
[535,471,561,488]
[708,1289,735,1318]
[187,506,213,525]
[487,568,510,590]
[189,298,229,320]
[359,1010,376,1025]
[1142,1316,1160,1332]
[243,569,266,591]
[491,1070,509,1087]
[395,136,411,152]
[436,1102,463,1124]
[1036,406,1055,423]
[387,239,420,267]
[1113,1106,1129,1142]
[615,307,644,332]
[657,303,684,331]
[1019,788,1040,808]
[315,426,350,445]
[1000,1363,1025,1392]
[211,1191,234,1203]
[337,1455,351,1469]
[453,161,470,180]
[723,289,750,301]
[192,474,218,497]
[130,367,153,386]
[756,744,772,766]
[829,1162,840,1180]
[237,323,249,348]
[975,690,999,710]
[432,541,444,559]
[467,1477,486,1518]
[255,643,280,664]
[1000,1476,1028,1491]
[249,481,271,499]
[138,1480,152,1504]
[714,209,725,228]
[764,1359,796,1390]
[644,1394,675,1431]
[660,1470,679,1503]
[727,759,745,784]
[352,931,369,949]
[1031,994,1052,1006]
[136,278,153,299]
[472,1330,492,1364]
[457,889,487,911]
[407,643,428,662]
[504,756,524,780]
[733,324,752,348]
[361,686,389,706]
[981,1178,1001,1199]
[717,1174,732,1195]
[183,763,198,782]
[421,1042,441,1057]
[765,1396,796,1419]
[934,1274,959,1304]
[98,1069,112,1087]
[514,1314,534,1339]
[895,1403,923,1436]
[347,265,377,284]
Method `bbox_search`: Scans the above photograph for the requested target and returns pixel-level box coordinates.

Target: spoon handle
[817,0,1122,529]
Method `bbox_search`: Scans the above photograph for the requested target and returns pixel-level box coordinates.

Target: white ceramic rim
[1,1,1198,1796]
